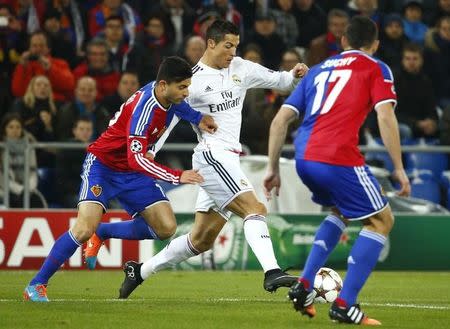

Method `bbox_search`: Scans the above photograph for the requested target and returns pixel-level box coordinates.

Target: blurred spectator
[209,1,243,36]
[192,8,220,38]
[424,16,450,108]
[47,0,87,58]
[292,0,327,48]
[11,30,75,101]
[403,0,428,44]
[272,0,299,48]
[148,0,196,52]
[128,13,174,85]
[0,112,46,208]
[242,43,263,64]
[11,0,46,33]
[88,0,142,46]
[73,38,121,100]
[182,35,205,66]
[377,13,409,72]
[346,0,383,27]
[440,104,450,145]
[427,0,450,26]
[42,8,77,67]
[11,75,57,143]
[101,15,130,72]
[0,4,25,115]
[56,76,110,140]
[307,9,349,66]
[101,70,139,115]
[54,116,93,208]
[245,10,286,70]
[395,43,438,139]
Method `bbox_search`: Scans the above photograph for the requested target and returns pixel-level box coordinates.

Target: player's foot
[118,261,144,299]
[263,268,297,292]
[23,284,49,302]
[84,233,103,270]
[329,301,381,325]
[288,280,316,318]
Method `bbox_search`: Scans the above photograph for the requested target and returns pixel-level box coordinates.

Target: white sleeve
[241,58,300,92]
[147,115,181,157]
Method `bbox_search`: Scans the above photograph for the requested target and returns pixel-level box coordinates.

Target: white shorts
[192,149,253,220]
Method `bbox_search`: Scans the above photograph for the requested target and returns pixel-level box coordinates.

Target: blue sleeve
[173,101,203,125]
[283,76,307,116]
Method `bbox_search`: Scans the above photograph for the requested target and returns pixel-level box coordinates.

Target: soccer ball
[313,267,343,303]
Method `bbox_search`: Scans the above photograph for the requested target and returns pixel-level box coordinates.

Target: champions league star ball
[313,267,343,303]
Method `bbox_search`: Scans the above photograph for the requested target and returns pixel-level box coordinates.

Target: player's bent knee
[155,222,177,240]
[71,223,97,243]
[190,231,215,253]
[246,201,267,217]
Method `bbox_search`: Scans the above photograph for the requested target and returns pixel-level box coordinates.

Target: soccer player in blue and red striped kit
[264,16,410,325]
[23,56,217,302]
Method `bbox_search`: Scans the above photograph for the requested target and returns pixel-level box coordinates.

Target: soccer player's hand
[392,168,411,197]
[180,169,204,184]
[263,170,281,201]
[199,115,218,134]
[291,63,309,78]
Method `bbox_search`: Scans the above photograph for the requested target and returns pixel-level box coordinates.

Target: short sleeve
[371,61,397,110]
[283,78,307,117]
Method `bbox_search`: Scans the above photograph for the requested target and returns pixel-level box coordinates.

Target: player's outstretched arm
[198,115,218,134]
[264,106,297,200]
[376,103,411,197]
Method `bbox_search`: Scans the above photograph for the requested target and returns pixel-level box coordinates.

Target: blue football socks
[95,216,159,240]
[300,214,346,291]
[338,229,386,306]
[30,231,81,285]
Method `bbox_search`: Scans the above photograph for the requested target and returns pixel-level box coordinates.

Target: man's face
[105,19,123,42]
[185,37,206,65]
[146,18,164,38]
[402,50,423,73]
[440,0,450,11]
[209,33,239,69]
[328,16,349,39]
[254,19,276,36]
[439,19,450,41]
[87,45,108,70]
[75,78,97,104]
[73,121,93,142]
[30,34,49,56]
[104,0,121,10]
[163,78,191,104]
[404,6,422,22]
[280,52,299,71]
[385,21,403,39]
[118,73,139,100]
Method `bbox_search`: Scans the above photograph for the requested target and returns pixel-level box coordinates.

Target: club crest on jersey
[130,139,143,153]
[240,179,248,187]
[232,74,241,84]
[90,184,102,197]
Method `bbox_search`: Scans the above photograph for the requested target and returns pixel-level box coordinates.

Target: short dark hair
[403,42,423,56]
[106,15,123,25]
[156,56,192,83]
[73,115,93,129]
[344,16,378,49]
[206,19,239,44]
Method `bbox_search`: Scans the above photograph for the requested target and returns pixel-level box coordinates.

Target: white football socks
[243,214,280,273]
[140,234,199,280]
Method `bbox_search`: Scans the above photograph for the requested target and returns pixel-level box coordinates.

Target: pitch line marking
[0,298,449,310]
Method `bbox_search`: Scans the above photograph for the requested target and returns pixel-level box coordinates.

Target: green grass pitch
[1,271,449,329]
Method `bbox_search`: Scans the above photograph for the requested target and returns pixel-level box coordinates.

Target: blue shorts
[78,153,168,216]
[296,159,388,220]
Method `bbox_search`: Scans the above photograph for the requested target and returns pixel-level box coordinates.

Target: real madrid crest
[232,74,241,84]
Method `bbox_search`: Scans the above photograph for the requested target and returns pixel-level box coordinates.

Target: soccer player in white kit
[114,20,309,298]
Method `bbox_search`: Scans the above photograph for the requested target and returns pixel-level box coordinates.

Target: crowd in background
[0,0,449,208]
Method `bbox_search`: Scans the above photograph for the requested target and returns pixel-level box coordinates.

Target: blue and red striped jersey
[284,50,397,166]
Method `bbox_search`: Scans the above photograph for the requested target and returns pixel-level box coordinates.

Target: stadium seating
[409,170,441,204]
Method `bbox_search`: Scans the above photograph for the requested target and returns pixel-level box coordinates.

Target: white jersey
[151,56,300,155]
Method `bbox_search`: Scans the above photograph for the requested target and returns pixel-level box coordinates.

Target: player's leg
[119,209,225,299]
[328,165,389,325]
[24,203,104,302]
[225,191,297,292]
[85,178,172,269]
